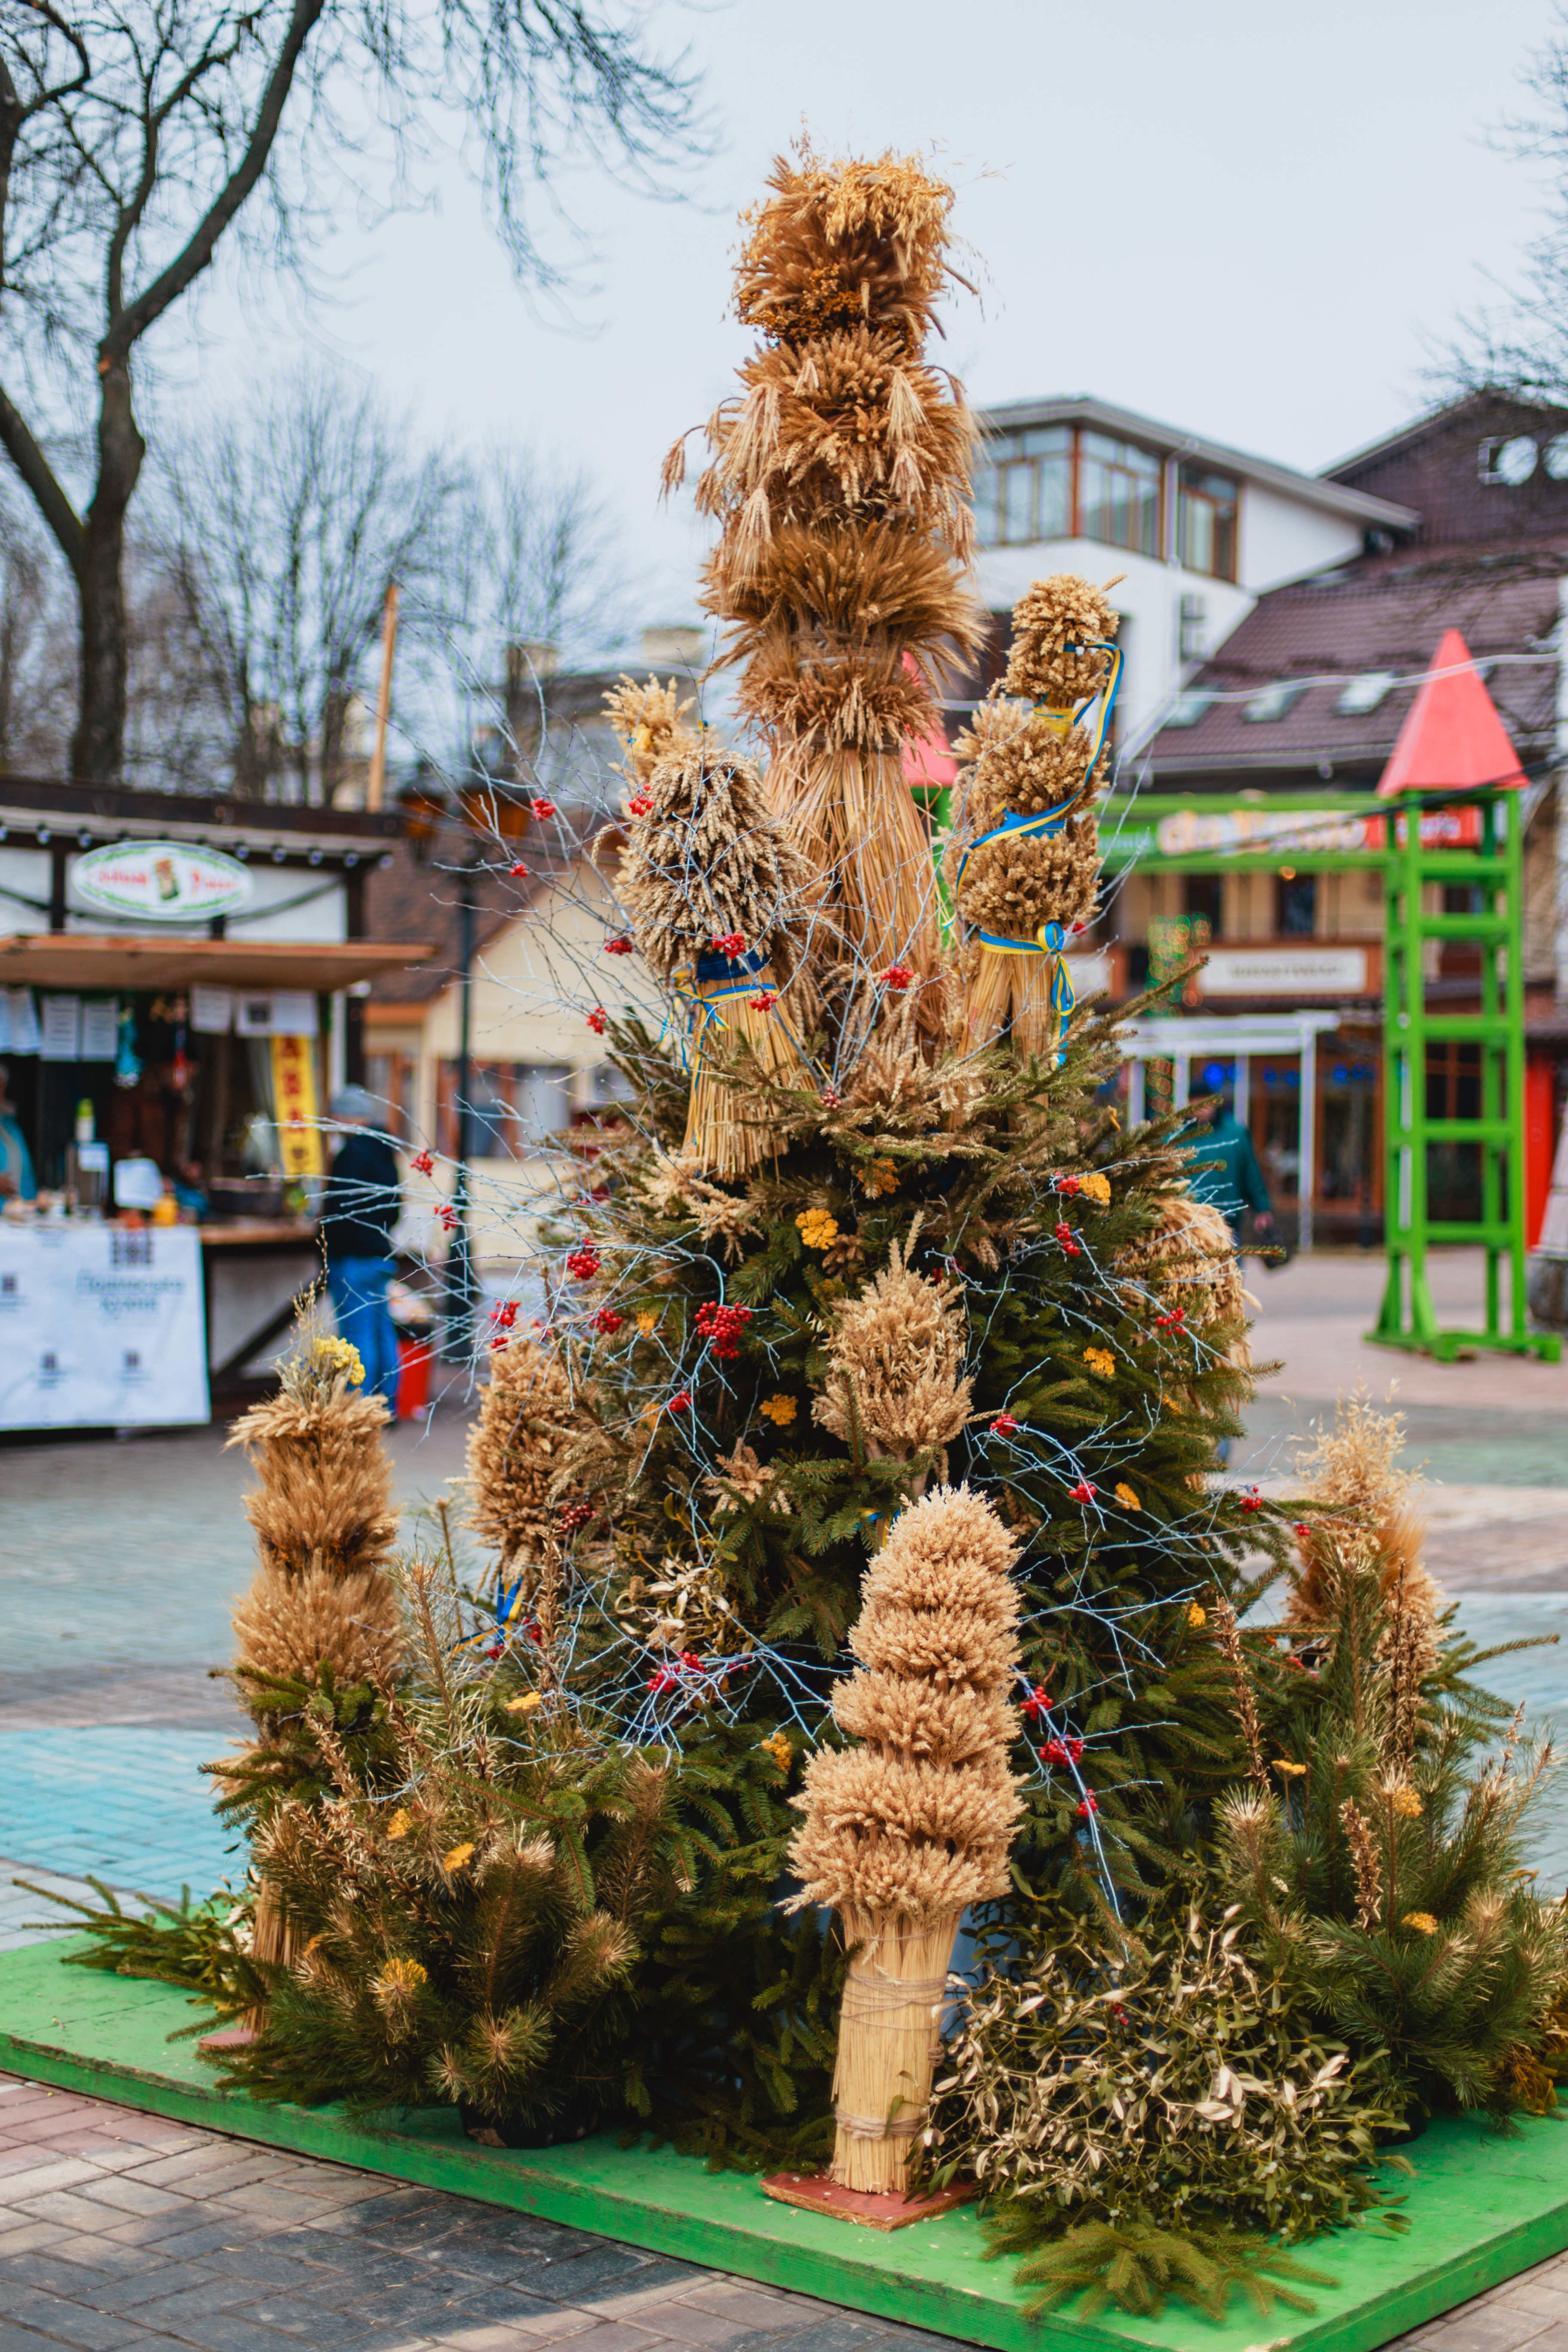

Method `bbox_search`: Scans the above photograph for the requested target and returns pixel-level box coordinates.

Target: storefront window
[1276,873,1318,935]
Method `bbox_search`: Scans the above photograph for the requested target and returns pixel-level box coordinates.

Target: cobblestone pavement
[0,2072,956,2352]
[3,2070,1568,2352]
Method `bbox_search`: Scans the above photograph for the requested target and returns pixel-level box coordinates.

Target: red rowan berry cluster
[881,963,912,992]
[564,1242,601,1280]
[604,935,634,956]
[410,1150,433,1176]
[694,1300,753,1359]
[586,1008,607,1035]
[594,1307,624,1335]
[1041,1736,1085,1767]
[1055,1220,1082,1257]
[710,930,747,958]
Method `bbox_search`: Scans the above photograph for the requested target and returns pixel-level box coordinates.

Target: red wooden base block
[760,2172,976,2232]
[196,2024,258,2054]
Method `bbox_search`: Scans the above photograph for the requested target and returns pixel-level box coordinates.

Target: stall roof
[0,935,435,991]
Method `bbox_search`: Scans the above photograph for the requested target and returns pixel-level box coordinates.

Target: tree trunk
[70,355,145,782]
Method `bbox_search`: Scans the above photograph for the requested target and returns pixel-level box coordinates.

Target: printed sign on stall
[270,1034,324,1178]
[70,840,253,922]
[0,1225,209,1430]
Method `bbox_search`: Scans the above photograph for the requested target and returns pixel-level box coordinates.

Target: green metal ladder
[1370,784,1561,1363]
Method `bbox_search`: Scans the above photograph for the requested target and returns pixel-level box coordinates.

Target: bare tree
[1449,6,1568,404]
[0,3,710,782]
[158,364,465,799]
[0,476,73,772]
[437,445,640,776]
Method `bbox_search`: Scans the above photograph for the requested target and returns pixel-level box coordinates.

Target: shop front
[0,781,428,1429]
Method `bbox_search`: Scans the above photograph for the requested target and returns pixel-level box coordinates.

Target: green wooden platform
[3,1937,1568,2352]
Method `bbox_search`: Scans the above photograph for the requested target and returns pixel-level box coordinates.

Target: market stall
[0,781,430,1426]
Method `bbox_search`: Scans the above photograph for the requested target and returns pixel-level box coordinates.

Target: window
[436,1061,571,1158]
[1243,681,1308,723]
[1479,435,1537,485]
[1276,873,1318,936]
[1176,464,1239,581]
[971,423,1158,552]
[972,426,1072,547]
[1163,688,1216,729]
[364,1051,417,1144]
[514,1064,573,1134]
[1078,432,1161,555]
[1183,875,1224,938]
[1335,671,1396,715]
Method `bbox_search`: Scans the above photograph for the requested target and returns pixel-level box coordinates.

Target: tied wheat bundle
[224,1329,403,1998]
[789,1486,1024,2194]
[612,714,815,1179]
[953,574,1121,1060]
[227,1331,402,1694]
[467,1337,597,1583]
[812,1230,974,1493]
[1285,1387,1442,1685]
[673,143,983,989]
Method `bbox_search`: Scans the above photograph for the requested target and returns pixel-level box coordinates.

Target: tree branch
[105,0,326,359]
[0,380,84,574]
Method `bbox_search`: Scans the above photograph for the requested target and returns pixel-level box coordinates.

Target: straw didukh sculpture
[672,145,983,992]
[612,713,814,1178]
[788,1485,1024,2196]
[952,573,1122,1060]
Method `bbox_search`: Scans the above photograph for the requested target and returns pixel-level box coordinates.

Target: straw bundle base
[760,2171,976,2231]
[244,1875,301,2032]
[829,1905,961,2195]
[684,973,810,1181]
[962,946,1064,1063]
[818,746,941,984]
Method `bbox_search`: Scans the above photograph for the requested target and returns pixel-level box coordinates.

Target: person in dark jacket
[321,1085,402,1406]
[1190,1097,1274,1240]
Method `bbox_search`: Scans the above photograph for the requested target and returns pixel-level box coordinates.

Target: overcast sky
[187,0,1568,633]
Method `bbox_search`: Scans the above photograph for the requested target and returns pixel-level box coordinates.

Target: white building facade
[968,396,1417,749]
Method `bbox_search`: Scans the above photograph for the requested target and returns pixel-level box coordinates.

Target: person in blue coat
[0,1063,36,1201]
[320,1085,402,1406]
[1190,1096,1274,1241]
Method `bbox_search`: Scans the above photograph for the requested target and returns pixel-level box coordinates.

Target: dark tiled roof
[360,844,521,1005]
[1327,391,1568,548]
[1144,544,1562,783]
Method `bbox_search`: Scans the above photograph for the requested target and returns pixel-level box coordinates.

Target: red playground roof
[1377,627,1528,797]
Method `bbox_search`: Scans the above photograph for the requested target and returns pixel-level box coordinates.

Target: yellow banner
[270,1033,324,1178]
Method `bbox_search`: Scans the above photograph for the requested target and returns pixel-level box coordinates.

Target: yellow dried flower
[1274,1759,1309,1779]
[387,1956,427,1990]
[795,1209,839,1250]
[1186,1602,1207,1628]
[759,1393,797,1427]
[311,1334,365,1387]
[1078,1171,1112,1204]
[505,1692,543,1715]
[858,1157,900,1197]
[761,1730,793,1773]
[637,1310,659,1334]
[1392,1785,1423,1819]
[443,1841,475,1874]
[1403,1912,1438,1935]
[384,1807,411,1841]
[1113,1482,1141,1511]
[1083,1347,1116,1378]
